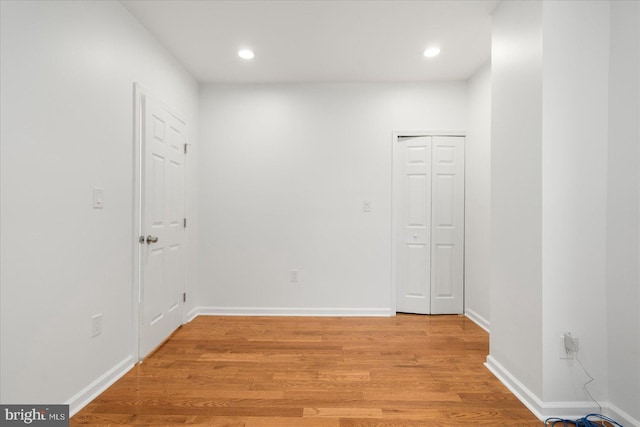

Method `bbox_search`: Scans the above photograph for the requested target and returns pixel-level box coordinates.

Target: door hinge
[183,218,187,228]
[183,292,186,303]
[184,143,188,154]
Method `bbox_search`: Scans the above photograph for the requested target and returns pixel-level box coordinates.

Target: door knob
[146,235,159,244]
[413,234,419,239]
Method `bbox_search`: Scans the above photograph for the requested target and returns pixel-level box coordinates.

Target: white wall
[197,83,467,315]
[489,1,640,423]
[489,0,544,398]
[0,0,198,411]
[465,62,492,331]
[541,0,610,405]
[5,0,636,422]
[606,0,640,422]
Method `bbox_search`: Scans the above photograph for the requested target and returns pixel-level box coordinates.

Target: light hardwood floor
[71,314,542,426]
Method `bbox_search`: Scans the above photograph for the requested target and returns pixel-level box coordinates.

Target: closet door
[430,136,464,314]
[394,136,432,314]
[393,135,464,315]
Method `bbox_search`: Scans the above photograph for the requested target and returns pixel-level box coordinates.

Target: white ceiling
[122,0,498,83]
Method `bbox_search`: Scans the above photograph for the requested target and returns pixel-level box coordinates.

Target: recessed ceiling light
[423,47,441,58]
[238,49,255,60]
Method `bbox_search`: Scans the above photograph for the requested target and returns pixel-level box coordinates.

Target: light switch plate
[93,188,104,209]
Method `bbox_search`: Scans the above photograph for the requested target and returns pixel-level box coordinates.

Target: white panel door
[395,136,432,314]
[140,93,186,358]
[430,136,464,314]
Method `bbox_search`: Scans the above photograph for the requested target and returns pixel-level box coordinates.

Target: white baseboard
[190,306,393,317]
[605,402,640,427]
[485,355,640,426]
[65,355,135,417]
[464,308,490,332]
[187,306,199,322]
[485,355,547,420]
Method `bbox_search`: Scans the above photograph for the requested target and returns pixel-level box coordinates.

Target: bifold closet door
[394,135,464,315]
[430,136,464,314]
[395,136,433,314]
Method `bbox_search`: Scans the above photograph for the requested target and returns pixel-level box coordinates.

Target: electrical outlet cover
[559,336,579,359]
[91,313,103,337]
[290,270,299,283]
[559,336,574,359]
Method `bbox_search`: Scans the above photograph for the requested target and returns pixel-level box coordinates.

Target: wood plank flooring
[71,314,542,426]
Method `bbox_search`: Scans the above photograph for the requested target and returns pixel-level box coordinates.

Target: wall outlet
[91,313,103,337]
[559,333,579,359]
[363,201,372,212]
[290,270,299,283]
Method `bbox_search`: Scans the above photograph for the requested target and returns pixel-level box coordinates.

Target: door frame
[391,130,466,315]
[132,83,189,362]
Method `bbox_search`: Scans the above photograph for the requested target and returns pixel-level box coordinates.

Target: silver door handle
[146,235,158,244]
[413,234,419,239]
